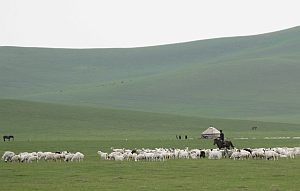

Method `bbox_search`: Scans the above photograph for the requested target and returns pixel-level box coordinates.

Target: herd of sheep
[2,147,300,163]
[1,151,84,163]
[97,147,300,161]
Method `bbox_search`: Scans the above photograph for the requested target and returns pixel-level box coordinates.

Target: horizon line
[1,25,299,50]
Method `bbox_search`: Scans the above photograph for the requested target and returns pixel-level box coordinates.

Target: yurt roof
[201,126,220,135]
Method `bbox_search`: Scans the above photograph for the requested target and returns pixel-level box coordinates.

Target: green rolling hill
[1,26,300,123]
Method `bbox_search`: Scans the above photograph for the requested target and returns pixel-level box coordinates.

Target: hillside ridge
[1,26,300,123]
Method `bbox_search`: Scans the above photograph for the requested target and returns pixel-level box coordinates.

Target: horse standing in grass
[3,135,14,142]
[252,126,258,131]
[213,138,234,149]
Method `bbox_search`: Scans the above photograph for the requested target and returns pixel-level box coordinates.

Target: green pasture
[1,99,300,141]
[1,140,300,191]
[1,100,300,191]
[1,26,300,190]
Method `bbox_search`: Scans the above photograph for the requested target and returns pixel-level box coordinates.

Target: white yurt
[201,126,220,139]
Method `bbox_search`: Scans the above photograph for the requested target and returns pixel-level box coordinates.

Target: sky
[0,0,299,48]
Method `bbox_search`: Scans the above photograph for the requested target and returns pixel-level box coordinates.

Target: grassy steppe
[1,26,300,123]
[1,141,300,191]
[1,100,300,191]
[1,26,300,190]
[1,99,300,141]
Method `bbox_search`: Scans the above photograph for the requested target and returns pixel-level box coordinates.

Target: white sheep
[11,154,21,162]
[178,150,189,159]
[19,152,31,162]
[264,150,279,160]
[230,151,241,160]
[45,152,56,161]
[136,153,145,161]
[189,149,201,159]
[2,151,15,162]
[154,152,165,161]
[27,155,38,163]
[252,149,265,159]
[71,152,84,162]
[53,153,65,162]
[114,154,125,161]
[132,153,138,161]
[143,153,153,161]
[111,148,124,153]
[190,153,198,159]
[240,150,251,159]
[208,150,222,160]
[97,151,108,160]
[64,153,75,162]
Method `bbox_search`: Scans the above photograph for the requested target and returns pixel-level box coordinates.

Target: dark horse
[3,135,14,142]
[251,126,258,131]
[213,138,234,149]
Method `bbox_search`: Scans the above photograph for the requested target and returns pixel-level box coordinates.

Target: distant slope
[1,99,299,141]
[1,26,300,123]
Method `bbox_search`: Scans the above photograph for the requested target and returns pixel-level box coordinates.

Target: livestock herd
[97,147,300,161]
[2,147,300,163]
[1,151,84,163]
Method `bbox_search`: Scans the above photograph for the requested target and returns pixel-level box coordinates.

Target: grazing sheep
[252,149,265,159]
[190,153,198,159]
[53,153,65,162]
[71,152,84,162]
[64,153,75,162]
[284,148,296,159]
[123,152,133,161]
[240,150,252,159]
[114,154,125,161]
[111,148,124,153]
[136,153,145,161]
[97,151,108,160]
[1,151,15,162]
[229,149,251,160]
[145,153,154,161]
[178,150,189,159]
[294,147,300,157]
[230,151,241,160]
[45,153,56,161]
[132,153,138,161]
[108,152,123,160]
[189,149,201,159]
[27,155,38,163]
[208,150,222,160]
[264,150,279,160]
[11,155,21,162]
[154,152,165,161]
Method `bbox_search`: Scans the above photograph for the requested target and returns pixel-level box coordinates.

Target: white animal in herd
[97,151,108,160]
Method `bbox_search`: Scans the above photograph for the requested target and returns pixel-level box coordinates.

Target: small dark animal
[179,135,181,140]
[252,126,258,131]
[185,135,188,140]
[3,135,14,142]
[199,151,205,158]
[213,138,234,149]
